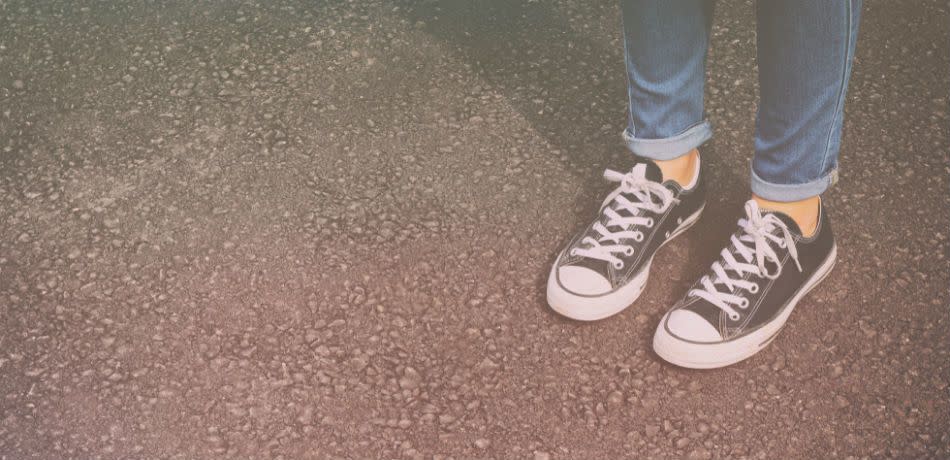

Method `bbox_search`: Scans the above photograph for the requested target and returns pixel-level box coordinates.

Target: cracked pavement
[1,0,948,458]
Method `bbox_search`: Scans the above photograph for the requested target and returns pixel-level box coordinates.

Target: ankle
[752,194,820,237]
[653,149,699,188]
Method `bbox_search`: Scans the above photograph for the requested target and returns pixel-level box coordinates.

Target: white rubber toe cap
[557,265,612,296]
[666,310,722,342]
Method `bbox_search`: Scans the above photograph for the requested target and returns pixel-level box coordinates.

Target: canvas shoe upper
[654,199,837,368]
[547,157,705,321]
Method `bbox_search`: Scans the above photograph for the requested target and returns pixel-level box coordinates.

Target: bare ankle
[653,148,699,188]
[752,194,820,237]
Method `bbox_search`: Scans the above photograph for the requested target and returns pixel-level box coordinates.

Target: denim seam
[621,15,636,140]
[818,0,853,179]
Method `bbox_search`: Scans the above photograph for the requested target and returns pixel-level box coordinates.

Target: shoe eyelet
[634,232,644,242]
[664,231,670,238]
[613,261,624,270]
[729,313,740,321]
[739,298,750,309]
[748,283,759,294]
[623,247,634,256]
[778,240,787,249]
[570,249,578,256]
[646,218,655,228]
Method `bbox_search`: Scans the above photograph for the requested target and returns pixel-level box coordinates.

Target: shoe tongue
[760,208,802,236]
[606,163,656,219]
[639,161,664,183]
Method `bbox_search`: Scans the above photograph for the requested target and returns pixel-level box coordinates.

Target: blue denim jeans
[621,0,862,201]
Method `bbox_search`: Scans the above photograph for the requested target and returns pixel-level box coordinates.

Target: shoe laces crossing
[689,200,802,320]
[571,165,677,269]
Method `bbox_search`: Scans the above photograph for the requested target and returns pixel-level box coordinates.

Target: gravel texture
[1,0,948,458]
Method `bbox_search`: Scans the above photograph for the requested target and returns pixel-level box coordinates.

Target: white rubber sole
[546,205,704,322]
[653,243,838,369]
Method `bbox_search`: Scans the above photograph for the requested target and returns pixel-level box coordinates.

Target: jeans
[621,0,862,201]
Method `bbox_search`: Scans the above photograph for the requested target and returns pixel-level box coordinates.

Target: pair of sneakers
[547,154,837,369]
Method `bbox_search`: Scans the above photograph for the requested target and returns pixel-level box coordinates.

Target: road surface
[1,0,948,458]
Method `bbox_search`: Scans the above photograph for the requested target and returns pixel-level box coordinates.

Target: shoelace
[571,164,677,269]
[689,200,802,320]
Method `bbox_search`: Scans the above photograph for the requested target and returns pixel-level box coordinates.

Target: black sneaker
[547,156,706,321]
[653,199,837,369]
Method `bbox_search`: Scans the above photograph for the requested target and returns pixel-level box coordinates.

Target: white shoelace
[571,164,677,269]
[689,200,803,320]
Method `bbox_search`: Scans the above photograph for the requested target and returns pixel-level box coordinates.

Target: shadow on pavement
[397,0,721,325]
[397,0,623,179]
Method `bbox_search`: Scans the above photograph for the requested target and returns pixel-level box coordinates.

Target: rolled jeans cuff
[751,167,839,202]
[622,121,713,161]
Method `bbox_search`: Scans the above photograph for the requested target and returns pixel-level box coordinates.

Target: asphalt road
[1,1,948,458]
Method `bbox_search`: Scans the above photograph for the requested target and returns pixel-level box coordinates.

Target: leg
[621,0,714,184]
[752,0,862,234]
[545,1,714,320]
[653,1,862,369]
